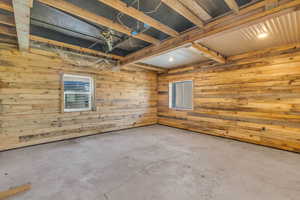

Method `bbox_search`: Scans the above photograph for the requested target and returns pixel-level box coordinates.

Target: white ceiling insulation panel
[141,46,209,68]
[198,10,300,56]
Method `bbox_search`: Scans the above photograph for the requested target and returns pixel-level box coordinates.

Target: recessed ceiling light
[168,57,174,62]
[257,32,269,39]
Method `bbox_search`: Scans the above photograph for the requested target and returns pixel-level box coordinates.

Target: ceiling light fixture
[257,32,269,39]
[168,57,174,62]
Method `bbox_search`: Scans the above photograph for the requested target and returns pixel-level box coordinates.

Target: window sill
[64,109,92,112]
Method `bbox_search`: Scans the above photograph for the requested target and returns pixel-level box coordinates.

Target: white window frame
[63,74,94,112]
[169,80,193,110]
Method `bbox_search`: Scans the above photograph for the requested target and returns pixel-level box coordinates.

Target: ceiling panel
[198,10,300,56]
[141,46,209,68]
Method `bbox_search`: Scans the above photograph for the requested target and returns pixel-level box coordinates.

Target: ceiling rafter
[161,0,204,28]
[0,24,124,60]
[30,35,124,60]
[36,0,160,45]
[12,0,31,51]
[120,0,300,67]
[177,0,212,21]
[224,0,240,13]
[192,42,226,64]
[97,0,179,37]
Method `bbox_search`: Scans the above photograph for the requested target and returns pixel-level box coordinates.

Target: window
[169,80,193,110]
[63,74,94,112]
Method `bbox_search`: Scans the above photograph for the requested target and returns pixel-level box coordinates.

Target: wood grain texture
[158,46,300,153]
[0,13,15,27]
[0,0,14,12]
[0,43,157,151]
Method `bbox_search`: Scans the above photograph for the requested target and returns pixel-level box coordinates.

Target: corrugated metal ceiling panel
[141,46,209,68]
[198,10,300,56]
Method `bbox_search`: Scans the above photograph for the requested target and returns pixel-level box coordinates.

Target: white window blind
[169,80,193,110]
[63,74,93,112]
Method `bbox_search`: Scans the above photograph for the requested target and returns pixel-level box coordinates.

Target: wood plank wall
[0,43,157,151]
[158,46,300,153]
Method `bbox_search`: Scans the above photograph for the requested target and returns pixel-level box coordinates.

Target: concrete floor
[0,125,299,200]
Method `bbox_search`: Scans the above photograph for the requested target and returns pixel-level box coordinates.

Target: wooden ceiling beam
[36,0,160,45]
[177,0,212,21]
[97,0,179,37]
[0,0,14,12]
[224,0,240,13]
[161,0,204,28]
[0,13,15,27]
[120,0,300,66]
[192,42,226,64]
[12,0,31,51]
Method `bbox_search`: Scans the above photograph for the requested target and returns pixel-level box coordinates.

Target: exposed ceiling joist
[97,0,179,37]
[37,0,160,45]
[0,0,13,12]
[0,24,123,60]
[161,0,204,28]
[120,0,300,67]
[0,13,15,27]
[177,0,212,21]
[12,0,31,51]
[131,63,167,73]
[30,35,123,60]
[192,42,226,64]
[224,0,240,13]
[265,0,278,10]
